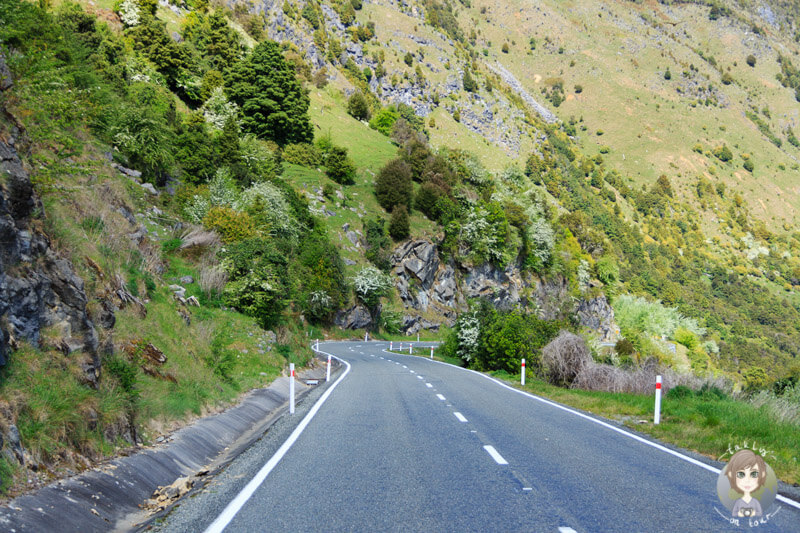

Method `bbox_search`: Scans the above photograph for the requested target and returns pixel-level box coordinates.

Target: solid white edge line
[203,346,351,533]
[484,445,508,465]
[454,412,468,423]
[416,355,800,511]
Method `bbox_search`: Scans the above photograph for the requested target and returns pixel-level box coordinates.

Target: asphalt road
[152,341,800,533]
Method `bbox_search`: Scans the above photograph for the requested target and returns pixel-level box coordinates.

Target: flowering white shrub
[201,87,240,131]
[185,168,239,223]
[461,205,509,264]
[239,135,278,181]
[456,312,480,362]
[238,181,300,242]
[118,0,140,26]
[577,259,591,292]
[352,266,392,308]
[527,217,555,264]
[500,165,525,185]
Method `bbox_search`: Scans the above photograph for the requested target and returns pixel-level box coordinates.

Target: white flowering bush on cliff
[353,266,392,308]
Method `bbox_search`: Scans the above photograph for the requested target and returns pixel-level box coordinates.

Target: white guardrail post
[289,363,295,415]
[326,354,331,382]
[521,359,526,386]
[654,375,662,424]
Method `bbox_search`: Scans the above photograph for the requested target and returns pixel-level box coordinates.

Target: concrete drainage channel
[0,356,341,533]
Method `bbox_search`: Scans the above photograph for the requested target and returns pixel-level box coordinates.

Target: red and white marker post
[521,359,526,386]
[326,354,331,382]
[654,375,662,425]
[409,343,412,354]
[289,363,295,415]
[390,341,393,351]
[430,346,434,359]
[399,343,403,352]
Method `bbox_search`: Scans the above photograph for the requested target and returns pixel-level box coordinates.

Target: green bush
[324,145,357,185]
[282,143,323,167]
[743,159,754,172]
[369,105,400,136]
[375,158,413,212]
[712,144,733,162]
[388,204,410,241]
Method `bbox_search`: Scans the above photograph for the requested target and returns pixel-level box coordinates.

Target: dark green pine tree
[226,41,314,145]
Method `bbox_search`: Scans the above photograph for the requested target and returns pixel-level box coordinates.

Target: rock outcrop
[0,132,101,384]
[385,239,618,337]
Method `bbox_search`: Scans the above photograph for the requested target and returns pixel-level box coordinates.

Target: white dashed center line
[436,394,446,401]
[454,412,468,423]
[483,445,508,465]
[417,376,423,379]
[425,383,433,388]
[558,528,577,533]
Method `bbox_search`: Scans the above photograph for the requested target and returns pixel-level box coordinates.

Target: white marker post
[417,333,420,342]
[289,363,295,415]
[365,332,368,342]
[399,343,403,351]
[654,375,662,425]
[430,346,434,359]
[521,359,526,386]
[390,341,393,351]
[326,354,331,382]
[409,343,412,354]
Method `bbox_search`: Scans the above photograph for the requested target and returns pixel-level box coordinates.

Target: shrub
[238,181,301,243]
[743,159,754,172]
[501,43,509,53]
[415,181,446,220]
[363,217,392,270]
[352,266,392,308]
[347,91,371,121]
[324,146,357,185]
[312,67,329,88]
[712,144,733,162]
[664,68,671,80]
[462,70,478,92]
[375,158,413,212]
[746,54,756,67]
[203,206,256,243]
[574,84,583,94]
[388,204,410,241]
[282,143,323,167]
[223,266,285,328]
[111,105,175,184]
[369,106,400,135]
[474,310,561,374]
[453,109,461,122]
[541,331,592,386]
[614,338,635,356]
[721,71,733,85]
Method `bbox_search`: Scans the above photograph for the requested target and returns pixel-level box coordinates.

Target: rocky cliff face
[387,239,619,339]
[0,65,101,385]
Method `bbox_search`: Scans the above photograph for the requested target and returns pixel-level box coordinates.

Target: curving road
[154,341,800,533]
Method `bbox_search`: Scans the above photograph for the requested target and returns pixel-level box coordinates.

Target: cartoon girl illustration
[725,449,767,517]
